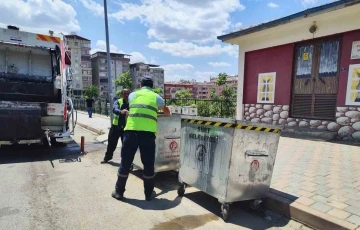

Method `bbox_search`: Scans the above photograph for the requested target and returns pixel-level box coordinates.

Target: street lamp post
[103,0,113,126]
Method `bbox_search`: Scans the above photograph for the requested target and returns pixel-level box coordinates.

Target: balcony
[80,43,91,50]
[81,56,91,62]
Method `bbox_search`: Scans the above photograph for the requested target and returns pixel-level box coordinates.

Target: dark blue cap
[141,76,153,83]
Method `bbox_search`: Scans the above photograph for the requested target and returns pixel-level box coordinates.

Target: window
[296,45,314,78]
[346,64,360,105]
[75,63,79,68]
[73,49,78,54]
[319,40,339,77]
[257,72,276,103]
[74,42,78,46]
[81,43,90,48]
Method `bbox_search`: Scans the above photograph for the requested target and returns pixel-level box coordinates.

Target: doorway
[291,37,341,120]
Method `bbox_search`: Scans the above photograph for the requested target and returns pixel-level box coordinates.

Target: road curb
[77,122,105,135]
[77,110,110,120]
[265,190,359,230]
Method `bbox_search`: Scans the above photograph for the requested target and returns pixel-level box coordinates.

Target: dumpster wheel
[177,183,186,197]
[221,204,230,221]
[250,199,263,211]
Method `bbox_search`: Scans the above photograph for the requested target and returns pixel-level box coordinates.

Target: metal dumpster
[131,114,181,173]
[177,116,282,220]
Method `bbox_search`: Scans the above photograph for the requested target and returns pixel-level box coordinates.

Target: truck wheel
[221,204,230,221]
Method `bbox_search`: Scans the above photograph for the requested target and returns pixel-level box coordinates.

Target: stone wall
[244,104,360,140]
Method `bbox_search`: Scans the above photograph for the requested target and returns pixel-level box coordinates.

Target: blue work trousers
[115,130,156,197]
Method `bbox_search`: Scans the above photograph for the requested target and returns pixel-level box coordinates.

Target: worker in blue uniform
[111,76,171,201]
[101,88,130,163]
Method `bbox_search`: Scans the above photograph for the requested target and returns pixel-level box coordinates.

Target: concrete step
[281,127,337,141]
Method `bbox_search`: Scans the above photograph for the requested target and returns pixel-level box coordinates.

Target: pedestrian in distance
[85,97,95,118]
[112,76,171,201]
[101,88,130,163]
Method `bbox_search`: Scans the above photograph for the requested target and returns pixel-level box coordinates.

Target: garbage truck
[0,25,76,147]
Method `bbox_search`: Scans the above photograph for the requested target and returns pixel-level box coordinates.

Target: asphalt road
[0,127,311,230]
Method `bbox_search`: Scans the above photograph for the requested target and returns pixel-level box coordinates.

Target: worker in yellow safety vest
[112,76,171,201]
[101,88,130,163]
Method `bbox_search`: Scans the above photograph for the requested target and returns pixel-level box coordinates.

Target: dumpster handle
[245,150,268,157]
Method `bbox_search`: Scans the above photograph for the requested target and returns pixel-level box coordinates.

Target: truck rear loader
[0,25,76,147]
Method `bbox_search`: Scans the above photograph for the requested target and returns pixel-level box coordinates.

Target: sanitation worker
[101,88,130,163]
[112,76,171,201]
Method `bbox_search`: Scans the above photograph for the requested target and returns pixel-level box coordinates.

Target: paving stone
[310,202,333,213]
[344,205,360,216]
[295,197,315,206]
[327,199,349,210]
[344,199,360,208]
[297,190,314,198]
[311,195,328,203]
[342,187,359,194]
[344,192,360,200]
[301,181,317,187]
[327,208,352,219]
[342,182,360,188]
[326,182,343,189]
[314,189,333,198]
[347,215,360,226]
[302,186,317,192]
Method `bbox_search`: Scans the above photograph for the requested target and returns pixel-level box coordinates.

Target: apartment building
[91,51,130,97]
[164,76,238,99]
[209,76,238,95]
[130,63,165,94]
[164,83,194,98]
[64,34,92,98]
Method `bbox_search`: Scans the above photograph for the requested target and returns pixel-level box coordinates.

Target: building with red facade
[218,0,360,140]
[164,76,238,99]
[164,83,194,98]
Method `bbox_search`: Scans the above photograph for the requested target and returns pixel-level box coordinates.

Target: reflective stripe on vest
[124,88,158,133]
[112,98,123,126]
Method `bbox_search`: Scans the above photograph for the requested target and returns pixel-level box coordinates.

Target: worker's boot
[145,191,156,201]
[144,177,155,201]
[111,190,124,200]
[112,175,128,200]
[100,157,112,164]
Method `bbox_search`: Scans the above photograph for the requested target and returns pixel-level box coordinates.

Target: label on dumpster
[169,141,178,152]
[188,126,219,143]
[160,139,180,159]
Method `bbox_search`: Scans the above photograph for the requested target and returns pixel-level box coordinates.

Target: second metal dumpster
[131,114,182,173]
[177,116,282,220]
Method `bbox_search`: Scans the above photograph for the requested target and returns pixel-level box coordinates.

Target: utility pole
[104,0,113,125]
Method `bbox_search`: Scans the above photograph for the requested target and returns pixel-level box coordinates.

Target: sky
[0,0,334,82]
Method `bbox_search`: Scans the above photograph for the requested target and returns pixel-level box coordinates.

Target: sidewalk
[77,114,360,229]
[76,111,111,135]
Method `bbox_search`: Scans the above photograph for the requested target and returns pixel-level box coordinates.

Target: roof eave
[218,0,360,42]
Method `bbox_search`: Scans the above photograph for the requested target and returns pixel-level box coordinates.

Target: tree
[114,71,133,90]
[82,85,99,99]
[153,87,163,95]
[175,89,192,99]
[216,72,228,86]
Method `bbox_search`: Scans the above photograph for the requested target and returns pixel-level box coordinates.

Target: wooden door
[291,37,340,120]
